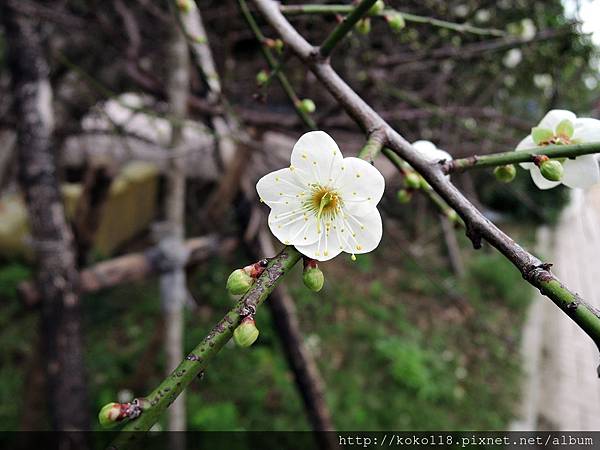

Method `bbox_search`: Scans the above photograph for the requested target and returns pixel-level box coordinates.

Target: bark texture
[2,4,90,432]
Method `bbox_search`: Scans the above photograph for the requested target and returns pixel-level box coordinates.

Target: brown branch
[18,236,234,307]
[252,0,600,350]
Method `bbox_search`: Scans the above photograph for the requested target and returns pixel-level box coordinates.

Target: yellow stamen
[316,192,333,233]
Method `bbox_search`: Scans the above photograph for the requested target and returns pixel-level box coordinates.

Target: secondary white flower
[515,110,600,189]
[256,131,385,262]
[412,140,453,179]
[412,140,452,163]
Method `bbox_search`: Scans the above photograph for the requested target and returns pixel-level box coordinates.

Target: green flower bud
[556,119,574,139]
[356,18,371,35]
[493,164,516,183]
[299,98,316,114]
[396,189,412,204]
[273,39,284,53]
[531,127,553,145]
[234,316,259,348]
[539,159,563,182]
[226,269,254,295]
[386,12,405,32]
[369,0,385,15]
[303,263,324,292]
[176,0,194,13]
[404,172,421,189]
[256,70,269,86]
[98,402,122,429]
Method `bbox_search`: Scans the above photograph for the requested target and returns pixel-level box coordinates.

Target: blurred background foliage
[0,0,598,433]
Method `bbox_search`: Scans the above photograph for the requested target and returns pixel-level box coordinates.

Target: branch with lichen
[279,3,506,37]
[108,246,301,447]
[251,0,600,354]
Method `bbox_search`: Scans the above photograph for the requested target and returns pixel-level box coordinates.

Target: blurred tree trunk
[161,4,191,433]
[439,215,464,277]
[2,3,90,434]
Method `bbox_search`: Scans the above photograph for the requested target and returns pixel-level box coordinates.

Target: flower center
[309,186,341,219]
[539,134,572,146]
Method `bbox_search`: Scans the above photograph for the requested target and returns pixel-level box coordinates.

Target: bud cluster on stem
[303,258,325,292]
[297,98,316,114]
[234,315,260,347]
[396,169,429,204]
[226,259,270,295]
[263,37,284,53]
[98,398,149,428]
[493,164,517,183]
[533,154,564,182]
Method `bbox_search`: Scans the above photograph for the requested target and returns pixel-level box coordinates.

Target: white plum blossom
[256,131,385,262]
[412,140,452,164]
[515,110,600,189]
[412,140,453,179]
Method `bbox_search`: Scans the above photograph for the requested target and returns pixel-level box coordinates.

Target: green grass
[0,237,531,431]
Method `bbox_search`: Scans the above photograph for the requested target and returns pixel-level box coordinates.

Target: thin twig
[280,4,506,37]
[358,128,386,162]
[319,0,378,58]
[238,0,317,129]
[444,141,600,173]
[111,246,301,442]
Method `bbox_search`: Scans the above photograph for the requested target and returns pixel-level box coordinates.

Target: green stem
[319,0,378,58]
[238,0,317,130]
[358,129,386,162]
[110,246,301,446]
[446,141,600,173]
[281,4,505,37]
[529,278,600,347]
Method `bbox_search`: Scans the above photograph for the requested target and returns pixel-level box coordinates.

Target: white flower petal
[267,204,320,246]
[515,135,536,151]
[336,157,385,217]
[562,155,600,189]
[537,110,576,131]
[529,166,561,190]
[341,207,383,255]
[573,118,600,143]
[413,140,451,162]
[429,148,452,162]
[290,131,343,186]
[412,140,437,154]
[520,162,535,171]
[256,168,307,209]
[295,207,383,261]
[295,233,342,261]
